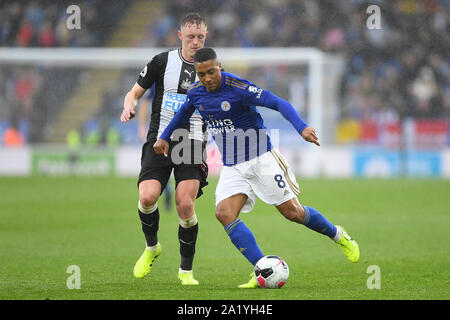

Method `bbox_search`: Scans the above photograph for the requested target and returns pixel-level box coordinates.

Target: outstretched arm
[299,126,320,146]
[247,88,320,146]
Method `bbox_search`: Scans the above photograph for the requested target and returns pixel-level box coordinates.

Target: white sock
[146,242,159,252]
[179,268,192,273]
[138,200,158,214]
[332,226,343,242]
[178,213,198,228]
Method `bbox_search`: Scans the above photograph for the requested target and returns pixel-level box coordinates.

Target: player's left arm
[153,97,196,156]
[243,87,320,146]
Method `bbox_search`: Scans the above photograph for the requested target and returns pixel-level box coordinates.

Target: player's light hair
[194,47,217,63]
[180,12,207,28]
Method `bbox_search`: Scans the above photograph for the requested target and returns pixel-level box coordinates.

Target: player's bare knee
[139,191,158,209]
[215,205,232,226]
[215,206,225,223]
[176,198,195,217]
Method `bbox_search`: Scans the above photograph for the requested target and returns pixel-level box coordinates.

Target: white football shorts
[215,149,300,213]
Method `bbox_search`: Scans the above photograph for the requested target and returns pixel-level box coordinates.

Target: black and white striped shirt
[137,48,206,142]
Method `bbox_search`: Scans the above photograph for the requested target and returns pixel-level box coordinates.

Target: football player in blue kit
[153,48,360,288]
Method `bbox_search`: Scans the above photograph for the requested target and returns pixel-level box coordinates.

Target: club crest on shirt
[221,101,231,111]
[181,79,192,90]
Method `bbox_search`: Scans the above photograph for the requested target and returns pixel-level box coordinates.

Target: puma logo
[184,69,194,77]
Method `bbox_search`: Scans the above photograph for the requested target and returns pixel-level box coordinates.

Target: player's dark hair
[194,47,217,63]
[180,12,207,27]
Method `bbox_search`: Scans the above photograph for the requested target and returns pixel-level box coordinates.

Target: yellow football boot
[238,272,259,289]
[336,226,360,263]
[133,243,162,278]
[178,270,199,285]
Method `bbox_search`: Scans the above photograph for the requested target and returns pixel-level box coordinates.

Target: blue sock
[225,219,264,266]
[303,206,337,239]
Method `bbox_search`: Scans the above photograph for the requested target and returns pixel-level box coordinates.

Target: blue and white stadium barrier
[1,146,450,178]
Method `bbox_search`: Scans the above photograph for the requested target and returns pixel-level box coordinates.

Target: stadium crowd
[0,0,126,47]
[0,0,127,144]
[150,0,449,121]
[1,0,449,146]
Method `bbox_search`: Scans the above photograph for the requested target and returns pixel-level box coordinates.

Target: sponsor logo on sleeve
[248,85,263,99]
[140,66,148,77]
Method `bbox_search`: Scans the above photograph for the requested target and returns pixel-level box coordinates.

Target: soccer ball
[254,255,289,289]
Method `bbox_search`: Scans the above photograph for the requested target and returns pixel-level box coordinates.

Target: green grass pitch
[0,176,449,300]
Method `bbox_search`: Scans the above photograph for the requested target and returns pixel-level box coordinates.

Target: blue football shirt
[161,71,308,166]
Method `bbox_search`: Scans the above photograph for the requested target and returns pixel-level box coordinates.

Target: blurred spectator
[321,25,345,52]
[13,69,41,120]
[37,21,55,47]
[3,126,25,147]
[15,20,34,46]
[3,113,25,147]
[443,89,450,117]
[66,128,81,150]
[410,67,439,117]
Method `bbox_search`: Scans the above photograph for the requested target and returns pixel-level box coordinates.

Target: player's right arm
[121,55,161,123]
[121,83,146,123]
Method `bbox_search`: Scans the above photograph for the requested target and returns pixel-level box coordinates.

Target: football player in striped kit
[121,13,209,285]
